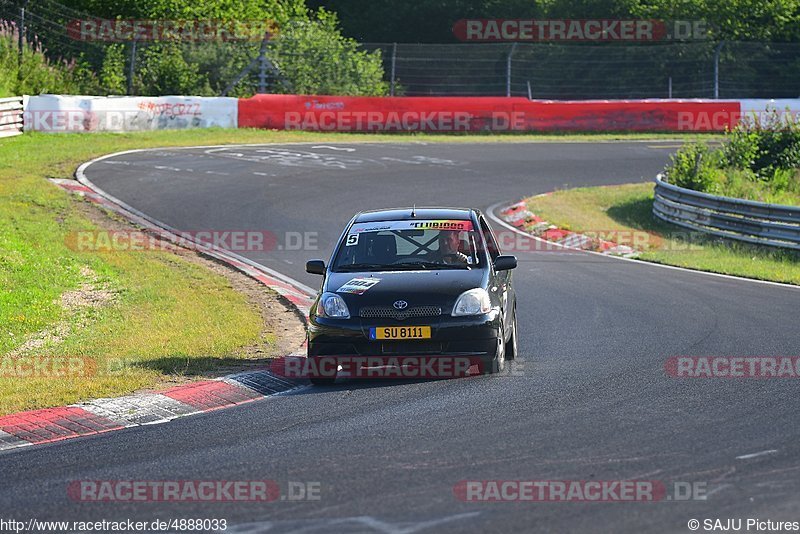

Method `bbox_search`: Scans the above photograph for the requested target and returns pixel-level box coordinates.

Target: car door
[479,215,514,337]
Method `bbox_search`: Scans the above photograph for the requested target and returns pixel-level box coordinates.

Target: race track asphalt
[2,141,799,533]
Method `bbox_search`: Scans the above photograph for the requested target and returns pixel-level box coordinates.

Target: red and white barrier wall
[23,94,800,133]
[25,95,237,132]
[238,95,745,132]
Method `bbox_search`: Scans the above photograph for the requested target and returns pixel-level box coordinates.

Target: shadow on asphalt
[283,374,482,395]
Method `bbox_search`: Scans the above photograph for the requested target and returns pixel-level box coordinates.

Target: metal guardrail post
[128,39,137,96]
[506,43,517,97]
[390,43,397,97]
[258,39,268,94]
[222,36,290,96]
[713,41,725,99]
[18,0,28,74]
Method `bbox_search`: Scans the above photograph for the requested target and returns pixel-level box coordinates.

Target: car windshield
[332,219,483,271]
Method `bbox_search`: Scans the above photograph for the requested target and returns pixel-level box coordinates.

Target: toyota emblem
[393,300,408,310]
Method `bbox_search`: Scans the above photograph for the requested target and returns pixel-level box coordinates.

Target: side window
[479,217,500,260]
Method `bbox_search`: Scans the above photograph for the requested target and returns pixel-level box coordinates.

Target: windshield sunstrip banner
[349,220,474,235]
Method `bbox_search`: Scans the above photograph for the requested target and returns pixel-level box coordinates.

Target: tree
[269,9,388,95]
[308,0,800,43]
[99,44,126,95]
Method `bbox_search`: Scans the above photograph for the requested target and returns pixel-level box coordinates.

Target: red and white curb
[498,200,637,257]
[0,175,316,452]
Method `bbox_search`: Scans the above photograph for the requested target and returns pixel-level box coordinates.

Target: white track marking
[704,484,732,498]
[311,145,356,152]
[736,450,778,460]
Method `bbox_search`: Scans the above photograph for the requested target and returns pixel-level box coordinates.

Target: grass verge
[525,183,800,285]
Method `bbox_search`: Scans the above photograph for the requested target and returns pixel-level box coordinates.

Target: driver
[432,230,469,265]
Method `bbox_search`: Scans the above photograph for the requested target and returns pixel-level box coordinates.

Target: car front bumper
[307,310,502,359]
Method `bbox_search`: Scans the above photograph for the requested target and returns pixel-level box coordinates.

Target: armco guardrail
[0,96,24,138]
[653,174,800,250]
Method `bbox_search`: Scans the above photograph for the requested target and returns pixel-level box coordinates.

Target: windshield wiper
[335,263,388,272]
[394,261,467,270]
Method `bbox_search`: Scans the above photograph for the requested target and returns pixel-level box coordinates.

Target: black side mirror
[494,255,517,271]
[306,260,326,275]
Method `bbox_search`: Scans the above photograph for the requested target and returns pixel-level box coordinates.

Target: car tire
[505,309,517,361]
[482,327,506,375]
[307,354,338,386]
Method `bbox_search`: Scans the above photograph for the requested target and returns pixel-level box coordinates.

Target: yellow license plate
[370,326,431,340]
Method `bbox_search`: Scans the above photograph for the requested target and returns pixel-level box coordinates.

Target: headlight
[317,292,350,319]
[452,288,491,316]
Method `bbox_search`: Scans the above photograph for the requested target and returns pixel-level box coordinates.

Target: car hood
[325,269,487,312]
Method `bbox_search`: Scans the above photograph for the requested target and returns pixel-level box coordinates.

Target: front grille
[382,342,443,354]
[359,306,442,320]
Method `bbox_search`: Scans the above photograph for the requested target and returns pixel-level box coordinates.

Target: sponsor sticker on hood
[337,277,381,295]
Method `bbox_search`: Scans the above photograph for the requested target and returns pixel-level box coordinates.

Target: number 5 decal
[346,234,359,246]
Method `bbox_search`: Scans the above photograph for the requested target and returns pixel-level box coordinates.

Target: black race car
[305,207,517,385]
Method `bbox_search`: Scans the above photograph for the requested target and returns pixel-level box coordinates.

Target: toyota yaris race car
[305,207,517,385]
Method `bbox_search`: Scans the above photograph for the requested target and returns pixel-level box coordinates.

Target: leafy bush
[0,19,100,97]
[724,114,800,178]
[269,9,388,96]
[665,114,800,205]
[721,127,761,171]
[2,0,389,98]
[664,142,725,192]
[99,44,127,96]
[133,44,212,96]
[181,43,260,97]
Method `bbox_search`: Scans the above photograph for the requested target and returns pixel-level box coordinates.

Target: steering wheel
[440,253,466,265]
